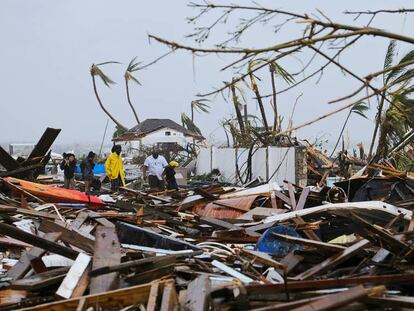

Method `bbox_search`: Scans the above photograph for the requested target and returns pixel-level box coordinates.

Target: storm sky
[0,1,413,152]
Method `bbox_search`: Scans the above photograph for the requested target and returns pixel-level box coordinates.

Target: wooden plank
[272,233,346,253]
[349,212,411,256]
[18,280,166,311]
[184,274,211,311]
[56,253,91,299]
[7,232,61,280]
[0,204,17,212]
[160,281,178,311]
[146,281,160,311]
[245,272,414,293]
[292,216,321,241]
[292,239,371,280]
[87,210,115,228]
[240,249,286,270]
[89,226,121,294]
[291,285,384,311]
[200,216,260,237]
[71,265,91,298]
[39,219,94,253]
[71,211,89,230]
[280,251,304,274]
[90,256,176,277]
[0,177,45,204]
[287,183,296,210]
[295,187,310,211]
[0,222,78,259]
[273,191,291,206]
[11,267,69,291]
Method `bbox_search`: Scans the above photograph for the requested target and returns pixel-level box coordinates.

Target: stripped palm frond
[191,99,210,113]
[90,64,116,87]
[125,57,143,85]
[181,112,202,135]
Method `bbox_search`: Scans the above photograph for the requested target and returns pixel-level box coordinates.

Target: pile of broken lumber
[1,178,414,310]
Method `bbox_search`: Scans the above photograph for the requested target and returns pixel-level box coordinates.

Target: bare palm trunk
[330,111,352,157]
[231,84,246,135]
[92,75,128,131]
[368,94,386,160]
[191,105,195,151]
[270,65,278,132]
[125,78,140,125]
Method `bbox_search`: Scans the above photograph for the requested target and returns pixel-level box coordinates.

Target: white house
[113,118,205,156]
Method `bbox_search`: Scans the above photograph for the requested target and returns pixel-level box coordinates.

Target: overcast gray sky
[0,1,413,152]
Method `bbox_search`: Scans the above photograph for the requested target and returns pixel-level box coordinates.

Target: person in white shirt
[142,150,168,190]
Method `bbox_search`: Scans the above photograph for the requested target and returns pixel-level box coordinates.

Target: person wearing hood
[105,145,125,192]
[80,151,96,193]
[143,149,168,190]
[60,152,77,189]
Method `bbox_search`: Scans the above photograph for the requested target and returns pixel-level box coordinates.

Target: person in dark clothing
[60,153,77,189]
[81,151,96,193]
[163,161,179,190]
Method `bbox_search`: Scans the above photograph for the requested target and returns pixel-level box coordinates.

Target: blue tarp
[75,163,106,174]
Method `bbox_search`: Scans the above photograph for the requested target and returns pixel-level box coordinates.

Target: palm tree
[90,62,128,131]
[373,41,414,162]
[125,57,142,125]
[190,99,210,124]
[330,102,369,157]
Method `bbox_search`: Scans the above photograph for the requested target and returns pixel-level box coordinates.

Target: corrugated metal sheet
[193,195,264,219]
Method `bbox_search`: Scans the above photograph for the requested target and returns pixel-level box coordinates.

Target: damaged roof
[113,118,204,141]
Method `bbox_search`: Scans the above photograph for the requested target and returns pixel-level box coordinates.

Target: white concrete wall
[196,146,297,185]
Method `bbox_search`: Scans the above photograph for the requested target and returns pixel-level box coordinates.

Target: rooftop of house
[113,118,204,142]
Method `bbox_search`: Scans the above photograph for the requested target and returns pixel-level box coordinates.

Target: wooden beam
[292,216,320,241]
[39,219,94,253]
[295,187,310,211]
[291,285,385,311]
[7,232,62,280]
[56,253,91,299]
[147,281,161,311]
[160,281,178,311]
[0,222,78,260]
[11,267,69,291]
[18,280,167,311]
[272,233,346,253]
[89,226,121,294]
[240,249,286,270]
[287,183,297,210]
[292,239,371,280]
[184,274,211,311]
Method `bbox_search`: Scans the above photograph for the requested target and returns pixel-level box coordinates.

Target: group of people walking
[60,146,179,193]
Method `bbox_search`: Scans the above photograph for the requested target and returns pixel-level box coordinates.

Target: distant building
[113,118,205,156]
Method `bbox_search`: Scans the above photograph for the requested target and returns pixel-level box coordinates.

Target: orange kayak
[4,177,105,208]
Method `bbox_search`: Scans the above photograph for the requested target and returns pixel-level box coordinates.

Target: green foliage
[125,56,143,85]
[90,62,120,87]
[350,102,369,119]
[181,112,202,135]
[191,99,210,113]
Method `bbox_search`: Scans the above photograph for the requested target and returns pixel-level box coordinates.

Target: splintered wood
[0,176,414,310]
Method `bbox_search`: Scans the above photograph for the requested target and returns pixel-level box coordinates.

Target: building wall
[196,146,306,186]
[117,127,198,157]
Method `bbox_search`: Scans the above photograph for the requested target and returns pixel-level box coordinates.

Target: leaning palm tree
[125,57,142,125]
[181,112,202,135]
[90,62,128,131]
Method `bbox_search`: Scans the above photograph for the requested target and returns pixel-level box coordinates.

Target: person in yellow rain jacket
[105,145,125,192]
